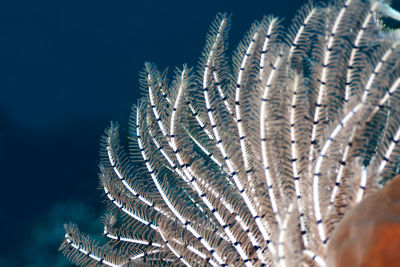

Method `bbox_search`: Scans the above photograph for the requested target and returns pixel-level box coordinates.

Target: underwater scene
[2,0,400,266]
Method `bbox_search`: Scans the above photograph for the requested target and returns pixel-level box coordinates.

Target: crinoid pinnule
[61,0,400,266]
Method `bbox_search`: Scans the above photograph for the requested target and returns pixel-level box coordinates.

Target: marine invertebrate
[60,0,400,266]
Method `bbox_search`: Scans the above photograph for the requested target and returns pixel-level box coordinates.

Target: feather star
[60,0,400,266]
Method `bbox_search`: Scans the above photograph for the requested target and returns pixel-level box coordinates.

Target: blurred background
[0,0,366,265]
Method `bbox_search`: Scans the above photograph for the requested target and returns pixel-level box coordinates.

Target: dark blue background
[0,0,359,265]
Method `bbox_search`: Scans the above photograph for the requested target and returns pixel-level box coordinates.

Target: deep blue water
[0,0,314,265]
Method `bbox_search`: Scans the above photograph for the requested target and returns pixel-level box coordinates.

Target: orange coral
[327,176,400,267]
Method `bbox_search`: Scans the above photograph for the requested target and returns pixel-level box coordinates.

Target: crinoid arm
[61,0,400,266]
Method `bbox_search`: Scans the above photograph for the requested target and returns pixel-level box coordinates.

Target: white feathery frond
[62,1,400,266]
